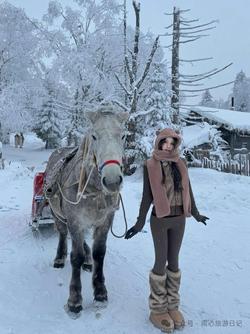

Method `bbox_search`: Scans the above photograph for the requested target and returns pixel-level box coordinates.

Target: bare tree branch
[180,82,204,87]
[180,18,199,24]
[179,57,213,63]
[164,23,173,29]
[132,0,140,78]
[136,35,160,89]
[179,9,191,13]
[114,73,131,97]
[180,80,235,92]
[180,20,218,30]
[112,99,130,111]
[180,34,209,39]
[180,68,218,78]
[181,94,200,98]
[180,63,233,83]
[179,26,216,34]
[179,37,203,43]
[125,54,133,85]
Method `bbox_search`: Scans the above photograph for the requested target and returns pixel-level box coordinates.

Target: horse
[44,104,129,314]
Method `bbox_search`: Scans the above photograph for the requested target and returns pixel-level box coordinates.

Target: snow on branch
[179,57,213,63]
[179,26,216,34]
[132,0,140,77]
[179,36,203,44]
[180,80,235,92]
[180,34,210,39]
[136,36,160,89]
[114,73,132,97]
[180,63,233,83]
[180,20,218,30]
[180,18,199,25]
[111,99,130,111]
[124,54,133,85]
[164,23,173,30]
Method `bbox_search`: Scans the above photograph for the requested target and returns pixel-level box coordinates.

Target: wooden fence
[189,156,250,176]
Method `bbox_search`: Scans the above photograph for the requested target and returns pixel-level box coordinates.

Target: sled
[30,172,54,230]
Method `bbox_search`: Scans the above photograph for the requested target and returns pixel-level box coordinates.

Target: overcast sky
[8,0,250,104]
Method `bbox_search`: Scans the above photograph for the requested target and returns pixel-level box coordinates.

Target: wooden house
[187,106,250,156]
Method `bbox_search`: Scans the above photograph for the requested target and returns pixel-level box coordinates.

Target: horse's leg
[67,228,85,313]
[82,240,92,272]
[54,218,68,268]
[92,212,114,302]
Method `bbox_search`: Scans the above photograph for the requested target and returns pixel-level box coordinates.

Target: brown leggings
[150,214,186,275]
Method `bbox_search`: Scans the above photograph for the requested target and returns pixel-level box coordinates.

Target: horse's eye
[92,135,97,140]
[121,135,125,140]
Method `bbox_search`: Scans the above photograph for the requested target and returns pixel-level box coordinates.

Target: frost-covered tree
[126,61,172,162]
[34,80,62,149]
[41,0,126,143]
[200,89,215,107]
[66,84,91,146]
[143,61,171,126]
[233,70,250,112]
[0,2,45,141]
[43,0,122,99]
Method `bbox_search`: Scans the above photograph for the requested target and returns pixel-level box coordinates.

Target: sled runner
[30,172,54,230]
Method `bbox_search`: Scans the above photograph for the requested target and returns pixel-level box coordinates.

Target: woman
[125,128,209,333]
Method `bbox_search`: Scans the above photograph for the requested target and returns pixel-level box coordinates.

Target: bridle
[98,159,122,175]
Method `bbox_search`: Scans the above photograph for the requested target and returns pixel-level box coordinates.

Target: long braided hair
[158,138,182,191]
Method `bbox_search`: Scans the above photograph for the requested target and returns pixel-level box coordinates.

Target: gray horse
[45,104,129,313]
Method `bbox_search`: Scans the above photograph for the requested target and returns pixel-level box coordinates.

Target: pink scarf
[147,128,191,218]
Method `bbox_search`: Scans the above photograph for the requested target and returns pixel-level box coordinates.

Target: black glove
[125,226,139,239]
[196,214,209,225]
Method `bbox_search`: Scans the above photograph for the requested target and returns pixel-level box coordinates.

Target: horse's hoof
[64,304,82,319]
[67,303,83,314]
[54,259,65,268]
[82,263,92,272]
[94,291,108,302]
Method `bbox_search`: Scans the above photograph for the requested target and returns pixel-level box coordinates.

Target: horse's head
[85,104,129,193]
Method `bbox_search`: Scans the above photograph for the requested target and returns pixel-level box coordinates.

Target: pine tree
[34,81,62,149]
[233,70,250,112]
[144,61,171,127]
[67,87,87,146]
[135,61,172,161]
[200,89,215,107]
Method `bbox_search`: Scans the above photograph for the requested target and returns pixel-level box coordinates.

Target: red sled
[30,172,54,230]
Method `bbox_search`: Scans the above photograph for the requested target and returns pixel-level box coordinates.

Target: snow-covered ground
[0,134,249,334]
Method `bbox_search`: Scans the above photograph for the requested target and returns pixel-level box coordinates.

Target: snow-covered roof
[182,123,211,149]
[190,106,250,133]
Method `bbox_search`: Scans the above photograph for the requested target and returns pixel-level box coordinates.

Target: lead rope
[49,151,128,237]
[57,164,95,205]
[110,193,128,238]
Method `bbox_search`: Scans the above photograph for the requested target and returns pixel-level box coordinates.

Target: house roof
[182,122,212,149]
[190,106,250,133]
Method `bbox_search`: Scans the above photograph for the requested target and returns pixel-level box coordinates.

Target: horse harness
[44,142,128,238]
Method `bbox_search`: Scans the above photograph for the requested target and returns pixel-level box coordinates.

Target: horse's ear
[117,112,129,123]
[156,129,161,136]
[85,111,97,124]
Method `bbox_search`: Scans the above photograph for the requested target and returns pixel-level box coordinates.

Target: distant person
[14,133,20,148]
[125,128,209,333]
[19,132,24,148]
